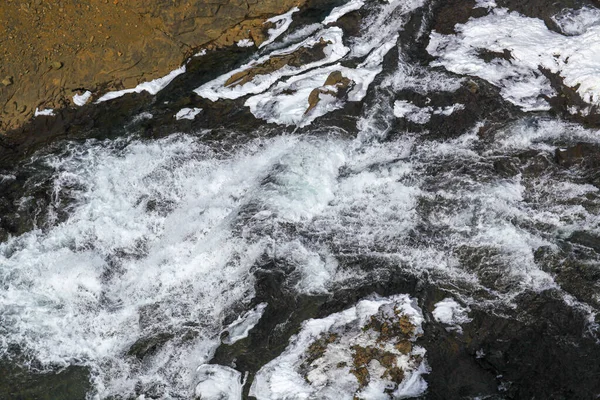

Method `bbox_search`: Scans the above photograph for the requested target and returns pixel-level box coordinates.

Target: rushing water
[2,0,600,399]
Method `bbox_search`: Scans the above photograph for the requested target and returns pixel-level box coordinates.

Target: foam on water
[2,111,600,396]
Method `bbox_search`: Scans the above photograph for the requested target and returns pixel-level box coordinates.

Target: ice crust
[34,108,55,117]
[428,8,600,111]
[432,298,472,334]
[250,294,429,400]
[96,66,186,103]
[73,90,92,106]
[175,107,202,120]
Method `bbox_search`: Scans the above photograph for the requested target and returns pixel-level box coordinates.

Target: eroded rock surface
[0,0,304,132]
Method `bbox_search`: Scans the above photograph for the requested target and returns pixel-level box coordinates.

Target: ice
[175,107,202,120]
[195,364,244,400]
[260,7,299,49]
[34,108,55,117]
[350,0,425,58]
[73,90,92,106]
[249,294,428,400]
[96,65,186,103]
[432,298,472,334]
[393,100,464,123]
[195,28,348,102]
[427,8,600,110]
[382,53,464,94]
[222,303,267,344]
[323,0,365,25]
[237,39,255,48]
[475,0,497,9]
[552,6,600,36]
[246,36,398,127]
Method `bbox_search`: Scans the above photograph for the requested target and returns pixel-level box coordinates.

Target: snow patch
[432,298,472,334]
[175,108,202,121]
[428,9,600,111]
[73,91,92,106]
[237,39,255,48]
[222,303,267,345]
[96,65,186,103]
[34,108,55,117]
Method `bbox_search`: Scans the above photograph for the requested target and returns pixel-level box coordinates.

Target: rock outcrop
[0,0,304,133]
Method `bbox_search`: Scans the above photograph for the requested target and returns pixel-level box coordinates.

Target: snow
[427,8,600,111]
[474,0,497,9]
[249,294,429,400]
[73,91,92,106]
[195,28,348,102]
[96,65,186,103]
[246,35,398,127]
[552,6,600,36]
[259,7,299,49]
[432,298,472,334]
[323,0,365,25]
[222,303,267,345]
[34,108,55,117]
[393,100,464,124]
[174,108,202,121]
[237,39,255,48]
[195,364,244,400]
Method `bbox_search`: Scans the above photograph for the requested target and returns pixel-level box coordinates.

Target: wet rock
[555,143,599,167]
[0,362,91,400]
[127,332,174,360]
[306,70,353,114]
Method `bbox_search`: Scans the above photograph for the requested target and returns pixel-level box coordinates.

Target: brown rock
[0,0,306,133]
[225,39,330,87]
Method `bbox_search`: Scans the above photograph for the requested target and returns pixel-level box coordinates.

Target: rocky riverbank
[0,0,304,133]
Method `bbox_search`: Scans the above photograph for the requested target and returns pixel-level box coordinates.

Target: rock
[225,39,330,87]
[1,76,13,86]
[0,0,306,133]
[305,70,353,114]
[555,143,589,167]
